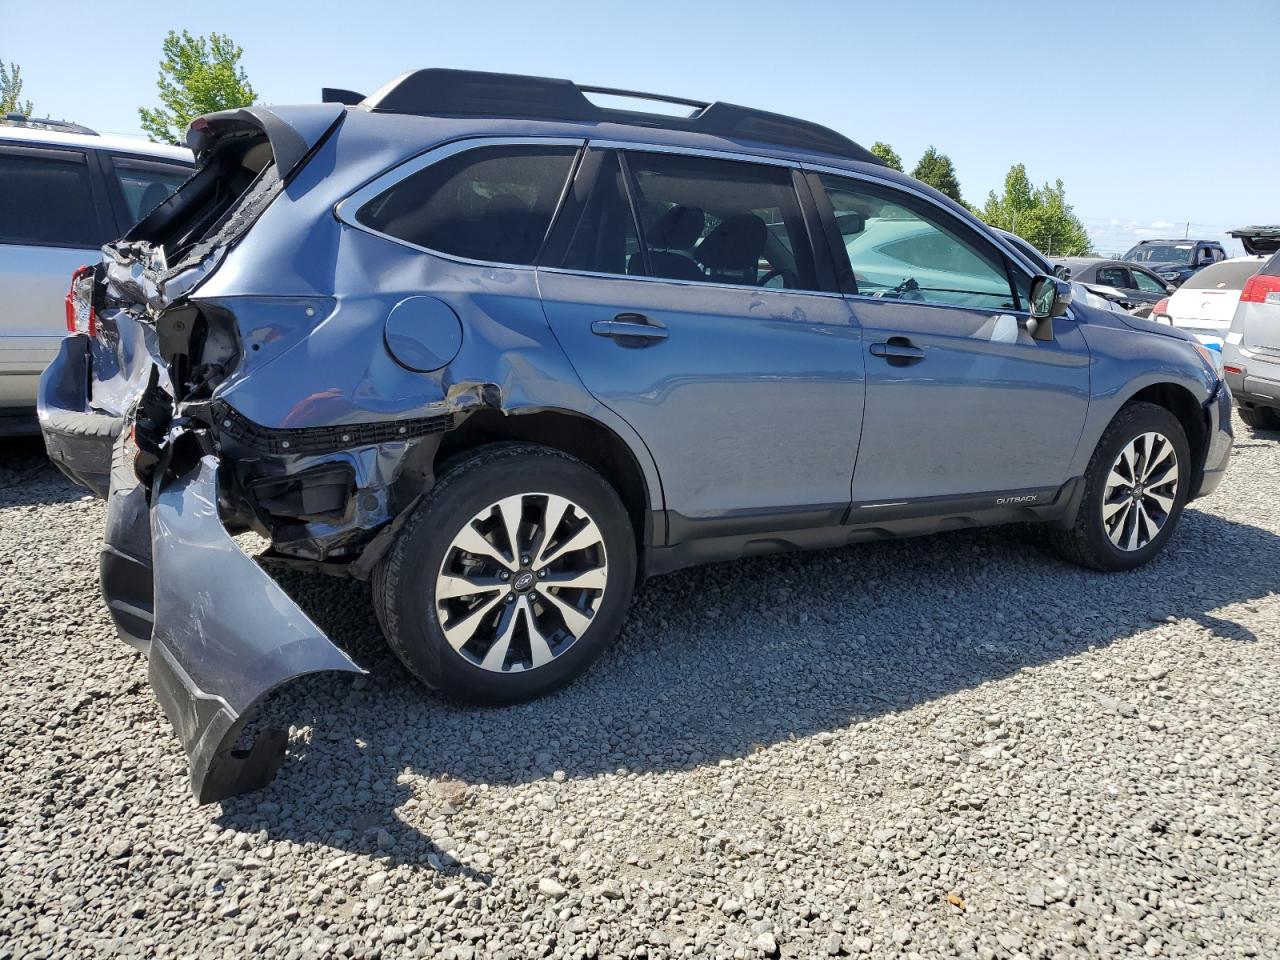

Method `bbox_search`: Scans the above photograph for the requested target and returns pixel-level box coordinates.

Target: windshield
[1125,243,1194,265]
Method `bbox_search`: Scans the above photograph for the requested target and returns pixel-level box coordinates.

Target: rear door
[0,141,116,409]
[537,147,864,530]
[808,170,1091,506]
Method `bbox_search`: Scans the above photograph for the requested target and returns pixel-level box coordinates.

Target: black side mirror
[1027,275,1072,341]
[1166,283,1177,294]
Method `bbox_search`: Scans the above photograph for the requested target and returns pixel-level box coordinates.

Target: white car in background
[1152,255,1268,361]
[0,119,192,434]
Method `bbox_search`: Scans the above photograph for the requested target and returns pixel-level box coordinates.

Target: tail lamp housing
[65,265,96,337]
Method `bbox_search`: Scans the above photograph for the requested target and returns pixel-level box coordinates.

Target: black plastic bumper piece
[36,334,123,498]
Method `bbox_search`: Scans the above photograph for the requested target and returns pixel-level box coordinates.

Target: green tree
[139,30,255,145]
[980,163,1093,256]
[911,146,965,204]
[1,58,33,117]
[869,141,903,172]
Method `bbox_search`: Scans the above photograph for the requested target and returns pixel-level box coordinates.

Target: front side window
[820,174,1017,309]
[623,152,816,290]
[110,156,191,226]
[1131,269,1167,294]
[356,144,578,265]
[0,145,105,247]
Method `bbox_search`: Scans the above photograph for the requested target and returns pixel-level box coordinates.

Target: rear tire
[1048,402,1190,572]
[373,443,636,705]
[1238,405,1280,431]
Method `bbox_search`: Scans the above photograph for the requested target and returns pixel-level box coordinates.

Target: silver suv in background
[0,120,191,433]
[1222,238,1280,430]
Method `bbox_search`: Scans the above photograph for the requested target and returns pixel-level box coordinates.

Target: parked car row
[0,118,193,433]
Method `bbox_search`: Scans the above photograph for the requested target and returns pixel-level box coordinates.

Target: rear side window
[0,145,107,247]
[624,152,817,290]
[356,144,578,265]
[110,156,190,226]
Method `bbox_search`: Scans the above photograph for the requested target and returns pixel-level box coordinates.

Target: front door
[537,148,864,530]
[810,171,1091,506]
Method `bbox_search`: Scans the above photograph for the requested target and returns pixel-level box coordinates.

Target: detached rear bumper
[147,455,364,803]
[37,334,124,498]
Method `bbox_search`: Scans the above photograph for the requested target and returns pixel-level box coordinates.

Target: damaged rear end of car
[39,102,469,803]
[42,89,643,802]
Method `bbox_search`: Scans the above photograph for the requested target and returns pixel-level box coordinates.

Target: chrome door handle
[869,337,924,366]
[591,313,668,343]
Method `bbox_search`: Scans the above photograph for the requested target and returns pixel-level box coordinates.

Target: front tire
[1048,402,1190,571]
[373,443,636,705]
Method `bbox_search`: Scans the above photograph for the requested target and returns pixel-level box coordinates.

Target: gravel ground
[2,418,1279,960]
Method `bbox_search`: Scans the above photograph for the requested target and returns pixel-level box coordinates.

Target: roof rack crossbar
[362,69,879,165]
[577,85,709,112]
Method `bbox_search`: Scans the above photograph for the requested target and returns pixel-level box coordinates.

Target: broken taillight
[65,265,96,337]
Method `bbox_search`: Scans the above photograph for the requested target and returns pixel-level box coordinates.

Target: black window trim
[0,141,116,250]
[100,151,195,236]
[334,135,587,269]
[802,161,1042,318]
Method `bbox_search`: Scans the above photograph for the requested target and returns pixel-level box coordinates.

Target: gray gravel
[2,418,1279,959]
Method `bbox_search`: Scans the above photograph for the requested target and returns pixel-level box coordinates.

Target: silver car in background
[0,120,191,433]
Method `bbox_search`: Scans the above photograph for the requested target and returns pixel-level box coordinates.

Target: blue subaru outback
[38,69,1232,802]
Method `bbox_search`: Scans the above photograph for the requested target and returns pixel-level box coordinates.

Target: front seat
[137,181,172,220]
[632,204,705,280]
[695,214,768,286]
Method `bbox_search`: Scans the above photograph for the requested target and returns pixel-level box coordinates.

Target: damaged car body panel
[149,455,363,804]
[41,99,664,802]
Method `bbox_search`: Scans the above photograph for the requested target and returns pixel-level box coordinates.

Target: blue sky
[6,0,1275,255]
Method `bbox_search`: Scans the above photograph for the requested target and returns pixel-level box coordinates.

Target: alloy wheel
[434,493,608,672]
[1101,431,1179,552]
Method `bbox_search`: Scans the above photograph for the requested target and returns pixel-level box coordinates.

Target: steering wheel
[758,269,796,289]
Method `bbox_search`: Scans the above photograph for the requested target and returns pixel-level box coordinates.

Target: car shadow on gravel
[224,503,1280,865]
[0,436,88,507]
